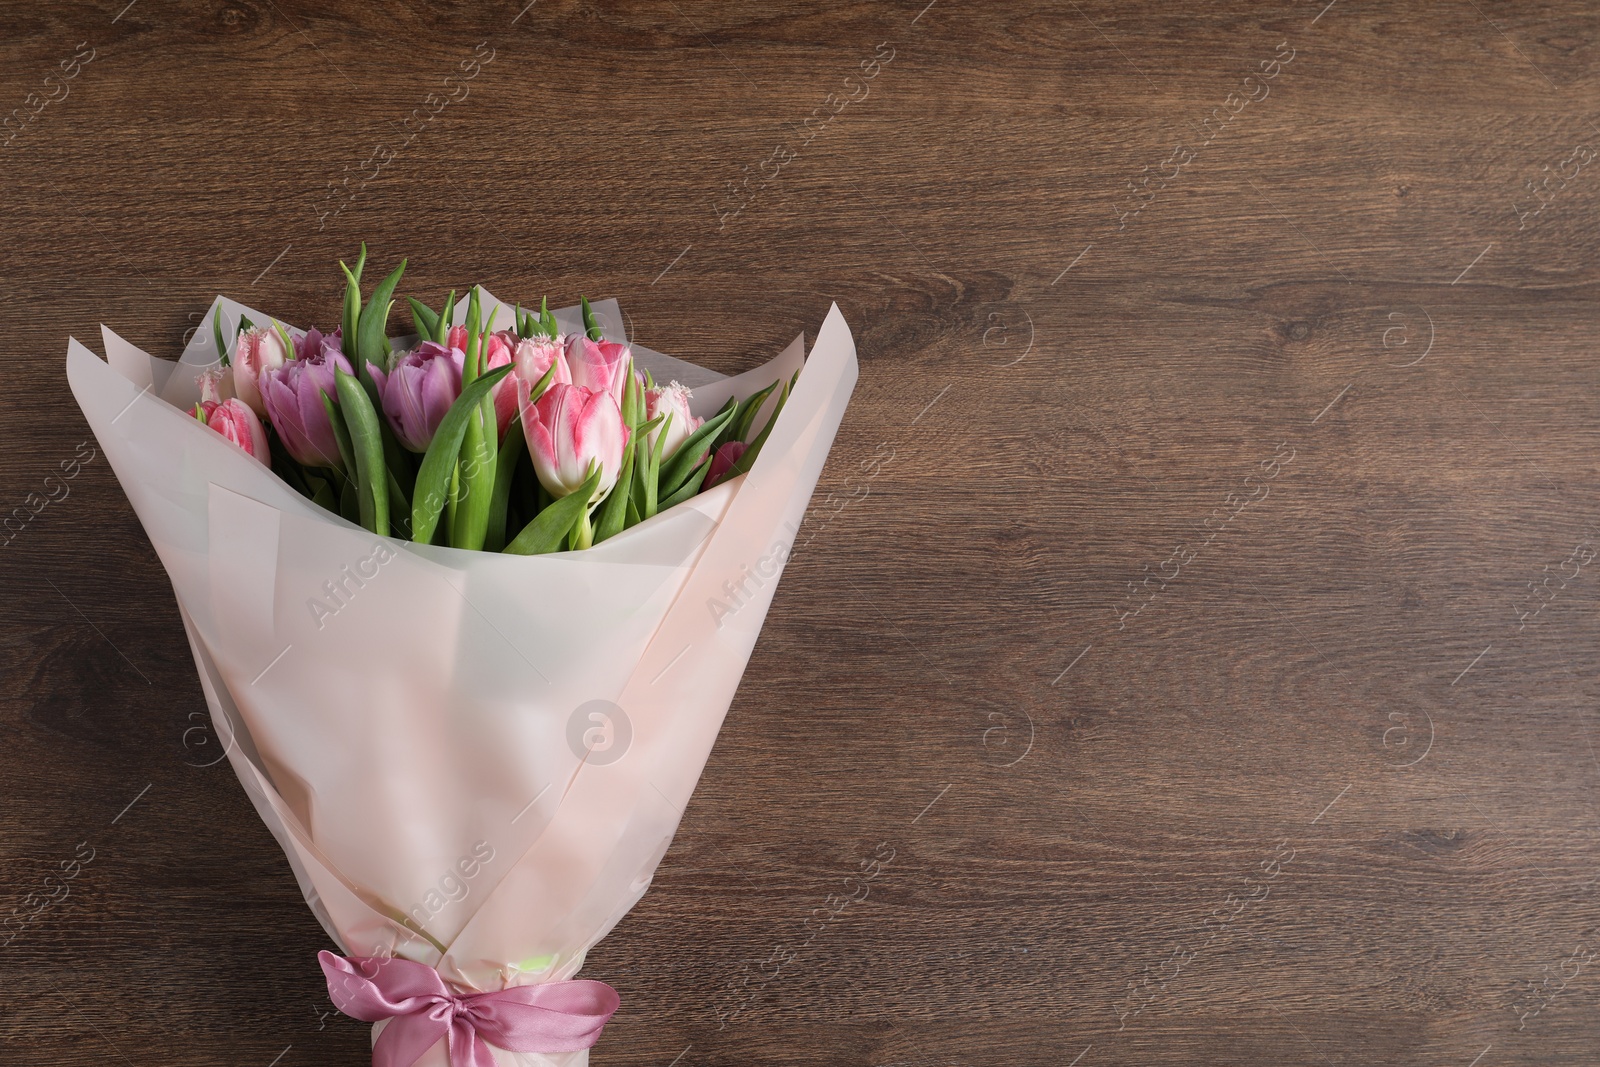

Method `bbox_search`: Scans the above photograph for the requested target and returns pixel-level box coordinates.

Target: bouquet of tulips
[67,251,858,1067]
[195,246,790,557]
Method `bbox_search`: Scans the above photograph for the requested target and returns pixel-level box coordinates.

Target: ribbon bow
[319,951,620,1067]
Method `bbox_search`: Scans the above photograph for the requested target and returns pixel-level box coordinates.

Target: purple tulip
[259,327,354,469]
[371,340,465,452]
[296,326,345,364]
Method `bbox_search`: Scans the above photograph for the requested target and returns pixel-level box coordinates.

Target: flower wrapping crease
[67,286,857,1066]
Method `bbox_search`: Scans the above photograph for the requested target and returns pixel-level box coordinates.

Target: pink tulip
[485,331,518,436]
[192,366,225,423]
[706,441,747,487]
[205,398,270,464]
[448,325,520,438]
[522,383,629,501]
[644,381,703,461]
[512,336,572,400]
[233,326,289,417]
[565,335,632,406]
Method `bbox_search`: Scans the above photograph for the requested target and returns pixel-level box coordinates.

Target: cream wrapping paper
[66,294,858,1065]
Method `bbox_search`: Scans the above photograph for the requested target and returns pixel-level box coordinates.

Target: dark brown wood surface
[4,1,1599,1064]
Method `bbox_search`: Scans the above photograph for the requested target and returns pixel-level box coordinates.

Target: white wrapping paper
[67,294,858,1065]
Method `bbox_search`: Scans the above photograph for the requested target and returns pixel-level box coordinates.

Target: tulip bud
[706,440,747,487]
[513,336,572,400]
[522,383,629,502]
[233,326,289,416]
[373,340,464,452]
[205,398,270,464]
[193,366,226,422]
[565,335,631,406]
[644,381,703,461]
[259,327,353,469]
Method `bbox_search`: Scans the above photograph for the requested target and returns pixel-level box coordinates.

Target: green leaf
[437,289,455,344]
[357,258,406,374]
[444,464,460,544]
[334,368,389,536]
[725,376,790,481]
[656,456,712,511]
[630,432,649,523]
[485,415,525,552]
[272,320,296,362]
[341,290,361,372]
[620,357,638,429]
[451,416,488,549]
[319,392,363,530]
[386,469,413,539]
[522,359,559,409]
[237,315,254,336]
[407,297,440,340]
[644,412,670,519]
[658,398,736,499]
[359,368,413,500]
[462,288,482,385]
[453,303,499,551]
[339,252,363,365]
[318,389,357,478]
[604,414,660,540]
[628,417,664,522]
[381,301,398,369]
[504,465,601,554]
[571,508,594,551]
[475,291,498,362]
[593,434,636,543]
[540,296,557,339]
[633,414,665,445]
[580,296,602,341]
[728,379,779,445]
[410,364,514,546]
[211,306,228,367]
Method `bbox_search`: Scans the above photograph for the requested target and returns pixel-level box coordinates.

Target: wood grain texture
[3,0,1600,1063]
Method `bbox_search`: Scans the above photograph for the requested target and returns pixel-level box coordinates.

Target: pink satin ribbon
[319,951,620,1067]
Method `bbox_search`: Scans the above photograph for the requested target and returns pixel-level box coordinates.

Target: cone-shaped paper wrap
[67,293,858,1066]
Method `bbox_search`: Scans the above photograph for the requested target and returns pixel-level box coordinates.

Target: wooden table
[4,2,1598,1064]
